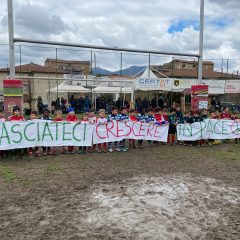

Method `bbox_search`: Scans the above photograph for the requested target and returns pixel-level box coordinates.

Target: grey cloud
[14,3,69,36]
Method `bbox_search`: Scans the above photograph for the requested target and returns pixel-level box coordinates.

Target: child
[9,106,25,158]
[79,114,89,154]
[176,106,184,124]
[221,107,231,119]
[9,106,25,121]
[88,111,97,153]
[137,109,147,149]
[154,107,166,125]
[129,109,138,149]
[107,106,121,152]
[176,107,184,145]
[182,111,193,146]
[96,109,108,153]
[162,108,169,122]
[200,109,209,147]
[191,110,205,147]
[168,108,177,145]
[41,109,53,156]
[209,111,221,145]
[232,110,240,144]
[221,107,231,143]
[27,110,40,157]
[66,107,78,154]
[119,106,129,152]
[53,111,66,154]
[146,108,156,146]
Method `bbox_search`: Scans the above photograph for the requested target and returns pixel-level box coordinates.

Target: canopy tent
[48,83,90,93]
[135,67,164,91]
[92,86,133,94]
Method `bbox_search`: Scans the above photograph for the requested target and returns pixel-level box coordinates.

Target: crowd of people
[0,103,239,159]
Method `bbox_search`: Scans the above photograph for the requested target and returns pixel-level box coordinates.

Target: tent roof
[48,83,90,93]
[93,86,133,94]
[140,67,158,78]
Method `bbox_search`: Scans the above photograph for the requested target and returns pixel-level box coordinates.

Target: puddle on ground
[84,174,240,240]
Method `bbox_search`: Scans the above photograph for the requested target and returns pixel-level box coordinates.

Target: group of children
[0,105,239,158]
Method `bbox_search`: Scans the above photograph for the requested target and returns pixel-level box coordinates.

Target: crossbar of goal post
[14,38,200,58]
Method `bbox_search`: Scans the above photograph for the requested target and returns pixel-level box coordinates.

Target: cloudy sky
[0,0,240,72]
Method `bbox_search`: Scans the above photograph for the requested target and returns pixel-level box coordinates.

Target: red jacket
[66,115,78,122]
[54,117,63,122]
[221,112,231,119]
[130,115,137,122]
[9,115,24,121]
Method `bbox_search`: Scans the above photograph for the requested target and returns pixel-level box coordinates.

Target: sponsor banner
[177,119,240,141]
[0,120,93,150]
[191,85,209,111]
[225,80,240,93]
[93,121,169,144]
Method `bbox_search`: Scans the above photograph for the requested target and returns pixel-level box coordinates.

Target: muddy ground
[0,143,239,240]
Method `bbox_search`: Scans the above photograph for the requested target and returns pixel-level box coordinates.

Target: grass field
[0,143,239,239]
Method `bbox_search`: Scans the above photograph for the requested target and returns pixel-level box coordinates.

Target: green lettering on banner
[24,122,36,142]
[0,123,11,145]
[206,120,214,134]
[11,124,23,144]
[72,123,81,142]
[37,122,40,142]
[178,124,183,136]
[54,122,61,141]
[214,121,221,134]
[42,122,54,141]
[83,123,87,141]
[200,121,206,138]
[221,121,229,135]
[183,124,192,136]
[63,122,72,141]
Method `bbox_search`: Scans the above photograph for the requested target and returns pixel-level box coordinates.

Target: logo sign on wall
[191,85,209,111]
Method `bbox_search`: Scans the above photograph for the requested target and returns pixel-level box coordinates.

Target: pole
[120,52,123,76]
[226,58,229,79]
[7,0,15,78]
[198,0,204,84]
[94,53,97,75]
[56,48,58,100]
[148,54,151,78]
[19,45,21,76]
[90,50,93,74]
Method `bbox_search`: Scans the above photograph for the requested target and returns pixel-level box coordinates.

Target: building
[152,59,240,80]
[163,59,214,71]
[0,60,90,109]
[44,58,90,75]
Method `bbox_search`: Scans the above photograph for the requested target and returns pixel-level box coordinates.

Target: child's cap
[68,107,74,113]
[13,106,20,113]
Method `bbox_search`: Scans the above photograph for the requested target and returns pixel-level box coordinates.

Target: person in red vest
[9,106,25,158]
[221,107,231,119]
[9,106,25,121]
[66,107,78,154]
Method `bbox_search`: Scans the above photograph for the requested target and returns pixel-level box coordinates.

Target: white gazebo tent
[48,82,90,93]
[92,86,134,110]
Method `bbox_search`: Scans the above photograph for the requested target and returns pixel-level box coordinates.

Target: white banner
[93,121,169,144]
[177,119,240,140]
[0,120,93,150]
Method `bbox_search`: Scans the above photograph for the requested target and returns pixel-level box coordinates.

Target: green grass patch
[0,166,16,182]
[45,163,60,173]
